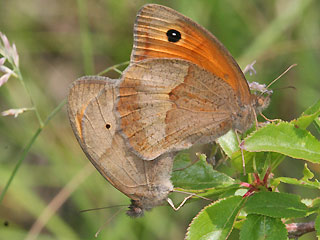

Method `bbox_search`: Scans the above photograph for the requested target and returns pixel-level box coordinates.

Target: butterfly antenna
[272,85,297,91]
[266,64,297,90]
[94,207,126,238]
[80,204,128,213]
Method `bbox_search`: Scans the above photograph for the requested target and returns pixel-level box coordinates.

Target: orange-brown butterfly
[68,77,174,217]
[116,4,270,161]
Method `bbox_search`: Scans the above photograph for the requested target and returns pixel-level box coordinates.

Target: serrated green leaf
[276,176,320,190]
[243,192,308,218]
[239,214,287,240]
[274,162,319,190]
[242,122,320,163]
[293,99,320,129]
[186,196,244,240]
[276,163,320,188]
[172,153,234,190]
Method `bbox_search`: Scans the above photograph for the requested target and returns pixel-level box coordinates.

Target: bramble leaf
[172,153,235,190]
[186,196,244,240]
[242,122,320,163]
[243,192,308,218]
[240,214,287,240]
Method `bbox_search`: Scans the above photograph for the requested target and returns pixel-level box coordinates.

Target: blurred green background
[0,0,319,239]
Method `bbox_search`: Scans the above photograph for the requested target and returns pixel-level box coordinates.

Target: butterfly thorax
[231,93,270,133]
[252,93,271,115]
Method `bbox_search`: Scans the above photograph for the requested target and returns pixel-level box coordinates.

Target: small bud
[12,43,19,67]
[0,73,10,87]
[0,57,5,66]
[0,32,11,51]
[0,65,13,74]
[0,32,20,68]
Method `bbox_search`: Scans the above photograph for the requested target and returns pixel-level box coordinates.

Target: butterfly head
[127,200,145,218]
[252,90,272,115]
[232,90,271,133]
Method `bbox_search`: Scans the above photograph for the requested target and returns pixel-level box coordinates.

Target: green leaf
[231,151,285,174]
[302,163,314,180]
[316,213,320,238]
[217,130,239,158]
[200,185,240,200]
[274,164,320,190]
[300,100,320,115]
[304,198,320,213]
[293,99,320,129]
[314,117,320,134]
[242,121,320,163]
[312,198,320,209]
[217,129,286,174]
[229,151,256,173]
[243,192,308,218]
[186,196,244,240]
[275,177,320,190]
[240,214,287,240]
[172,153,235,190]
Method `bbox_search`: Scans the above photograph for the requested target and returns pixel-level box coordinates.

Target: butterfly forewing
[131,4,251,105]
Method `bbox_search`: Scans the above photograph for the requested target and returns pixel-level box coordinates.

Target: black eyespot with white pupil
[166,29,181,43]
[105,123,111,129]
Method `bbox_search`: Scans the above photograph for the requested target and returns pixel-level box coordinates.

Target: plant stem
[76,0,94,75]
[97,61,129,76]
[15,67,44,127]
[0,99,66,205]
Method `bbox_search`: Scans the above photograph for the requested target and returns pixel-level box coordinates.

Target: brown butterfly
[68,76,174,217]
[116,4,270,161]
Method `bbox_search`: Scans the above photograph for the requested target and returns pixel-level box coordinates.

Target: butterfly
[68,76,174,217]
[116,4,270,161]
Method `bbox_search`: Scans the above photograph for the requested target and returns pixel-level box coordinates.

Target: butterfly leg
[167,191,213,211]
[166,194,195,211]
